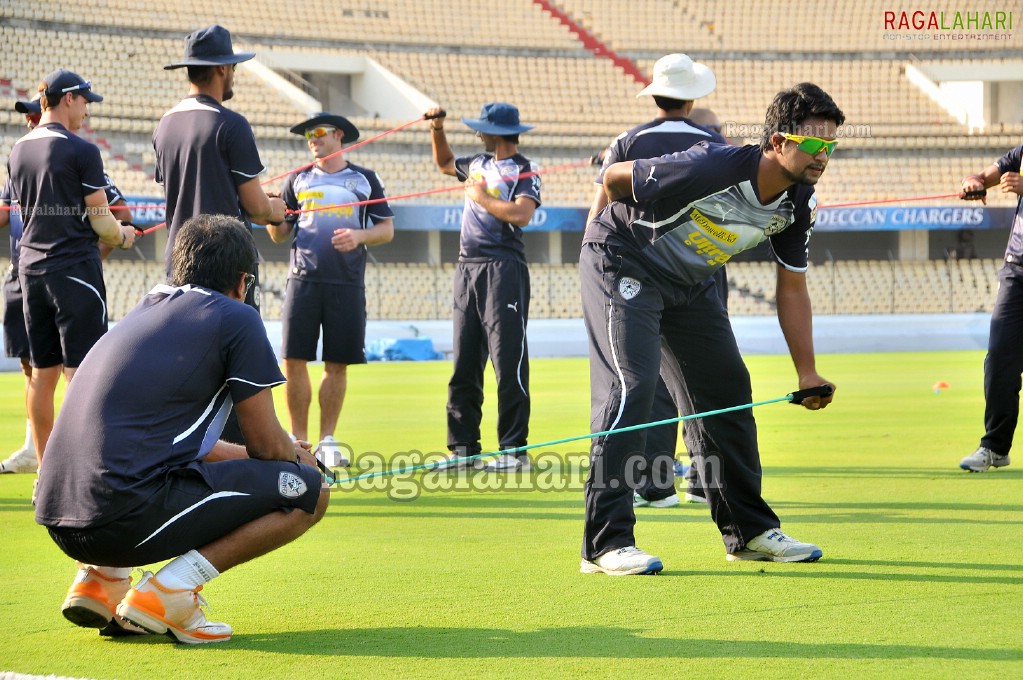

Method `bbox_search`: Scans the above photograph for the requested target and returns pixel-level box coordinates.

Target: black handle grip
[960,189,987,201]
[424,109,447,120]
[788,384,834,405]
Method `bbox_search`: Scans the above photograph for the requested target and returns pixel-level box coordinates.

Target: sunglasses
[241,272,256,296]
[781,133,838,157]
[304,126,336,140]
[60,80,92,94]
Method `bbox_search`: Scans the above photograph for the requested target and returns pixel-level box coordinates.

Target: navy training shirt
[598,117,726,175]
[0,180,24,269]
[153,95,266,272]
[281,162,393,286]
[995,144,1023,259]
[6,123,109,274]
[453,153,541,262]
[34,284,285,528]
[586,143,817,287]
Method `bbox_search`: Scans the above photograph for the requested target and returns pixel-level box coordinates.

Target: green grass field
[2,351,1022,679]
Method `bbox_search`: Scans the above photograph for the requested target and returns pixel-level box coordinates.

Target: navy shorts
[282,278,367,364]
[46,458,324,568]
[21,259,107,369]
[3,269,29,359]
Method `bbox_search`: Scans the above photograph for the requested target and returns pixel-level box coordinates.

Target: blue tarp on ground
[365,337,444,361]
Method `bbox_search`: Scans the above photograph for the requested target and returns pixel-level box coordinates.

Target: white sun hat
[636,53,716,100]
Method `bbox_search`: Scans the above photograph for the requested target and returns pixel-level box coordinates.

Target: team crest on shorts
[618,276,641,300]
[278,471,308,499]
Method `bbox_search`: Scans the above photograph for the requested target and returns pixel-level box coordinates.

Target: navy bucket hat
[461,102,534,135]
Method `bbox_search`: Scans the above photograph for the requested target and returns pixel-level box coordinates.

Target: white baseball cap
[636,54,716,101]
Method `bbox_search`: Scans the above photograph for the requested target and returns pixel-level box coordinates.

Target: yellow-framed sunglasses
[304,126,336,140]
[781,133,838,157]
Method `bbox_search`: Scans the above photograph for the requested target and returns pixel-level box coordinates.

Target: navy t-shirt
[598,117,726,174]
[586,143,817,287]
[6,123,109,274]
[0,180,24,270]
[453,153,541,262]
[995,145,1023,259]
[35,284,285,528]
[281,162,393,286]
[153,95,265,271]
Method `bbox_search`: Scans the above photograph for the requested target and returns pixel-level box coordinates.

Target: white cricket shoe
[633,493,680,508]
[959,446,1010,472]
[580,546,663,575]
[727,529,822,563]
[317,435,349,468]
[0,447,37,474]
[482,453,531,471]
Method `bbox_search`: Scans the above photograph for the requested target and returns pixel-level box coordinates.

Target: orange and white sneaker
[116,572,232,644]
[62,565,145,635]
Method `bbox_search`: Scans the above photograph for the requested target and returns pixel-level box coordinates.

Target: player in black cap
[3,69,137,482]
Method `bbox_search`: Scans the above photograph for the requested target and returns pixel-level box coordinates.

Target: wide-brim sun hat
[289,113,360,143]
[636,53,716,100]
[461,102,534,135]
[164,24,255,70]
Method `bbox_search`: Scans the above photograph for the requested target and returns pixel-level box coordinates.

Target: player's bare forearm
[603,162,634,202]
[775,266,818,380]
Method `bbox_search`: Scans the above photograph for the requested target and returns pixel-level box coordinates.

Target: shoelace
[766,530,796,544]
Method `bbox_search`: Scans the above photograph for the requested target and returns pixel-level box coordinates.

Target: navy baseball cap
[165,25,255,70]
[462,102,534,135]
[14,93,41,115]
[42,70,103,103]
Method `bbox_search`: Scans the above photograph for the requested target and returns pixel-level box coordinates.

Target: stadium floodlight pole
[318,385,834,486]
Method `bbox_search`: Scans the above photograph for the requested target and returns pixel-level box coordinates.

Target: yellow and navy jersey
[996,144,1023,259]
[587,143,816,287]
[281,163,392,286]
[454,152,541,263]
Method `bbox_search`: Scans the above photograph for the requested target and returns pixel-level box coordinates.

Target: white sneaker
[727,529,822,563]
[685,491,708,504]
[0,447,37,474]
[317,435,349,468]
[580,546,663,575]
[960,446,1010,472]
[633,493,679,508]
[432,450,485,471]
[482,453,531,471]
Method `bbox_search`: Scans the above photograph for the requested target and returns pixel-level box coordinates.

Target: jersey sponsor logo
[618,276,642,300]
[689,208,738,245]
[684,231,732,266]
[301,200,355,218]
[764,215,789,236]
[297,190,326,200]
[278,471,308,499]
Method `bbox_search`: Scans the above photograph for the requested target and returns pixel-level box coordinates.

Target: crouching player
[35,214,329,643]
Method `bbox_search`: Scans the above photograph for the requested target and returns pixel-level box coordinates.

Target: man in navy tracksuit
[579,83,843,575]
[587,54,726,509]
[426,102,541,472]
